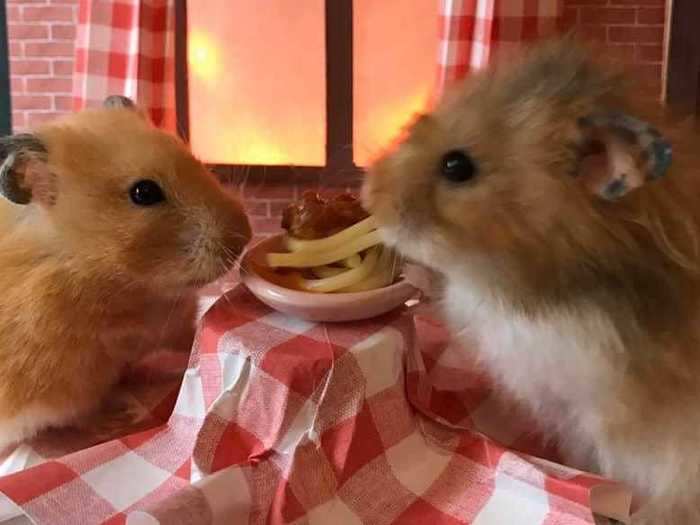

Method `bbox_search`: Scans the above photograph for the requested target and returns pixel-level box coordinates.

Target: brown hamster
[363,39,700,524]
[0,97,251,449]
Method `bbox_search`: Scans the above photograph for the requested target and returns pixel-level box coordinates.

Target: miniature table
[0,286,631,524]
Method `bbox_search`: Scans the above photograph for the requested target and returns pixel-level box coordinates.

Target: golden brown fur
[0,104,250,448]
[363,39,700,523]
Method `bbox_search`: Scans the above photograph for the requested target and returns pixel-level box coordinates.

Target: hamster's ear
[103,95,136,109]
[103,95,149,120]
[574,112,672,200]
[0,133,54,206]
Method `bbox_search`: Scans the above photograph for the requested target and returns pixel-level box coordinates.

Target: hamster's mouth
[183,246,245,289]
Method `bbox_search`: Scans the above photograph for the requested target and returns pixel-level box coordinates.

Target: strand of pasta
[339,246,396,292]
[267,230,382,268]
[297,248,380,292]
[284,216,377,253]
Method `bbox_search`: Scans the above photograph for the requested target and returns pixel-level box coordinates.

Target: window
[182,0,438,171]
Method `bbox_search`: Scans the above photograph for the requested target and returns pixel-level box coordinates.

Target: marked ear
[103,95,149,121]
[0,134,54,206]
[575,112,672,200]
[103,95,136,109]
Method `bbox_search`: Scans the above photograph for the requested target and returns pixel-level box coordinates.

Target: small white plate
[240,235,418,322]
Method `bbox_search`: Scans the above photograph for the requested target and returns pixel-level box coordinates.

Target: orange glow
[188,0,436,168]
[188,0,326,166]
[188,30,219,82]
[353,0,438,166]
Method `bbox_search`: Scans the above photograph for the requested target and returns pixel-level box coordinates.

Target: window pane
[188,0,326,166]
[353,0,438,167]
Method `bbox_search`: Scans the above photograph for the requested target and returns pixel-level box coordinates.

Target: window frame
[0,0,12,135]
[174,0,362,183]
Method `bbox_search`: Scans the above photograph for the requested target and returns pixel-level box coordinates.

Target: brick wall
[561,0,667,97]
[7,0,78,130]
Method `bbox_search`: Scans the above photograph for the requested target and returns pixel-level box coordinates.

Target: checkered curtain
[72,0,177,131]
[437,0,562,94]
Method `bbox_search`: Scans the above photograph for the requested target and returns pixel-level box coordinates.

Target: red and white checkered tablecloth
[437,0,562,93]
[0,285,631,525]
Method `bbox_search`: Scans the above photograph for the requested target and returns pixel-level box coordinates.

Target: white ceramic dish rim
[240,234,418,304]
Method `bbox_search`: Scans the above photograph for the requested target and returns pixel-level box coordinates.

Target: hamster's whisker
[390,251,398,279]
[242,165,252,191]
[156,287,185,350]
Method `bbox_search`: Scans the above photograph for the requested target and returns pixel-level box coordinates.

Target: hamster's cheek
[435,180,496,228]
[362,165,394,219]
[400,231,453,273]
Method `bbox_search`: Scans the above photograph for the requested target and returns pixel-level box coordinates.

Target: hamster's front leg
[99,290,198,361]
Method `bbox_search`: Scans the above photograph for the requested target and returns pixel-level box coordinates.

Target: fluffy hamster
[0,97,251,448]
[363,39,700,524]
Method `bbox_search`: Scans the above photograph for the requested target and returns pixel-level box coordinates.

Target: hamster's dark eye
[440,150,477,183]
[129,179,165,206]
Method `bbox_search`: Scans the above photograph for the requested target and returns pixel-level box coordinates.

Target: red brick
[12,95,52,110]
[243,183,294,200]
[51,24,76,40]
[25,42,74,58]
[245,201,269,217]
[26,77,73,94]
[604,44,636,63]
[10,59,50,75]
[9,41,22,58]
[8,24,49,40]
[564,0,608,5]
[631,63,663,85]
[251,217,283,235]
[54,96,73,111]
[609,0,663,5]
[560,7,579,31]
[637,7,665,25]
[6,6,21,23]
[608,25,664,44]
[636,44,663,63]
[581,7,635,24]
[572,24,607,43]
[12,112,26,129]
[22,6,74,22]
[26,112,64,127]
[10,78,23,94]
[52,60,74,75]
[270,201,293,218]
[50,0,79,3]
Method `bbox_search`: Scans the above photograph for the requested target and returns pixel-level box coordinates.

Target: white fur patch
[441,272,623,469]
[439,272,700,523]
[0,403,85,452]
